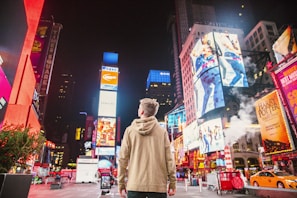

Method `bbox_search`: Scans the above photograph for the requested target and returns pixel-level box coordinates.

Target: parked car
[250,170,297,189]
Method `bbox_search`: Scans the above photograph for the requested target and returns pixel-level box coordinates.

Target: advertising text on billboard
[255,90,294,155]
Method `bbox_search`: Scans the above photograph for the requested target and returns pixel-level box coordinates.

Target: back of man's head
[139,98,159,117]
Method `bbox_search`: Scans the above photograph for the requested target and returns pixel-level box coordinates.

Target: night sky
[40,0,297,130]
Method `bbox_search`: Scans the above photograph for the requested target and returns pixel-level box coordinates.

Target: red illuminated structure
[1,0,44,132]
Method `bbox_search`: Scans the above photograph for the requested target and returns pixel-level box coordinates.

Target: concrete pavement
[28,181,258,198]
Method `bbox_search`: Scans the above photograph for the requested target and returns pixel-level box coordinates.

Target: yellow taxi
[250,170,297,189]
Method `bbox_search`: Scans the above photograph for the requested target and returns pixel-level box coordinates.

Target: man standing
[118,98,176,198]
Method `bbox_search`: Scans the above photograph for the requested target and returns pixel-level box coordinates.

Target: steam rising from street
[224,88,256,145]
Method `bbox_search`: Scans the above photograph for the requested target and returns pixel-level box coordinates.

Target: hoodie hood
[131,116,158,135]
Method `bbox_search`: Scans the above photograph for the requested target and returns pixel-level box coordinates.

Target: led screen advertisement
[190,32,218,79]
[275,58,297,131]
[197,118,225,154]
[146,70,170,89]
[254,90,294,155]
[0,66,11,127]
[193,67,225,118]
[0,1,27,126]
[98,90,117,117]
[213,32,248,87]
[95,147,115,156]
[103,52,118,65]
[0,1,27,85]
[166,105,186,133]
[100,66,119,91]
[183,118,224,154]
[183,121,199,151]
[30,20,52,83]
[272,26,297,64]
[96,117,116,147]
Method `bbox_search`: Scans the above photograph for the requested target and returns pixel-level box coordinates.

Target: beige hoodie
[118,116,176,193]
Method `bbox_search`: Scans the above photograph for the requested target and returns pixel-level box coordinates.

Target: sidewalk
[28,181,257,198]
[100,182,256,198]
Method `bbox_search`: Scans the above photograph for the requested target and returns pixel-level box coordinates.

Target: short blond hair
[139,98,159,117]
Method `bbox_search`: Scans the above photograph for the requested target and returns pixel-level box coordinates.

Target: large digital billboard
[96,117,116,147]
[193,67,225,118]
[183,118,225,154]
[275,58,297,127]
[98,90,117,117]
[213,32,248,87]
[146,70,170,89]
[166,105,186,133]
[183,121,199,151]
[190,32,218,78]
[255,90,295,155]
[0,66,11,127]
[190,32,225,118]
[197,118,225,154]
[30,20,52,84]
[272,26,297,64]
[95,147,115,156]
[100,66,119,91]
[103,52,118,65]
[0,1,27,126]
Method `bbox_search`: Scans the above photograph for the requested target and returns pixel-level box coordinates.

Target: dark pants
[127,191,167,198]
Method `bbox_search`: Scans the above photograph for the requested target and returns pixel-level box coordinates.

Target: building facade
[145,69,173,121]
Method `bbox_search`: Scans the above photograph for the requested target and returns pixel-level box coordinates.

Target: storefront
[271,151,297,175]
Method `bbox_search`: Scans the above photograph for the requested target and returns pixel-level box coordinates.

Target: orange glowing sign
[255,90,295,154]
[100,66,119,91]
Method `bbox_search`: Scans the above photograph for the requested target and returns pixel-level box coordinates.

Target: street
[28,181,258,198]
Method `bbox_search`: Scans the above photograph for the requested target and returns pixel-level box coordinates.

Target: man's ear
[140,110,144,115]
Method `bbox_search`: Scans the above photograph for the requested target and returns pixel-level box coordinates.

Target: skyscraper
[169,0,255,107]
[44,73,76,143]
[145,69,173,121]
[169,0,216,107]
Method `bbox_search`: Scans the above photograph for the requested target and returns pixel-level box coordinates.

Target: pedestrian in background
[118,98,176,198]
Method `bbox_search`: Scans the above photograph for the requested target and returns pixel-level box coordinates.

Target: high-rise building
[169,0,216,107]
[44,73,76,143]
[179,23,246,124]
[169,0,255,107]
[145,69,173,121]
[244,20,279,86]
[42,73,76,168]
[95,52,119,169]
[31,20,63,128]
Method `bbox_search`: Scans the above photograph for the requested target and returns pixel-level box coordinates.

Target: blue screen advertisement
[103,52,118,65]
[213,32,248,87]
[193,67,225,118]
[167,105,186,133]
[183,118,225,154]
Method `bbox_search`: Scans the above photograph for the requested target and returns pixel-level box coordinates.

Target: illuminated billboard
[183,121,199,151]
[190,32,218,79]
[272,26,297,64]
[95,147,115,156]
[100,66,119,91]
[213,32,248,87]
[183,118,224,154]
[146,70,170,89]
[103,52,118,65]
[193,67,225,118]
[255,90,294,155]
[166,105,186,133]
[197,118,225,154]
[0,67,11,127]
[275,58,297,127]
[30,20,52,83]
[96,117,116,147]
[98,90,117,117]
